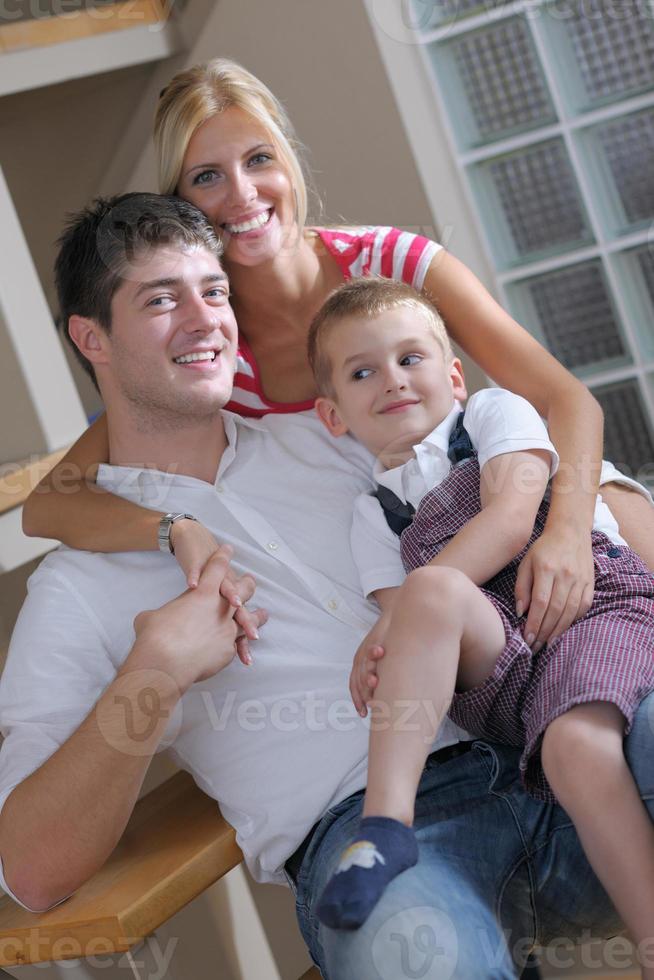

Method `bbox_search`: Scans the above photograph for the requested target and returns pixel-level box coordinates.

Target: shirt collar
[96,410,264,507]
[373,400,463,503]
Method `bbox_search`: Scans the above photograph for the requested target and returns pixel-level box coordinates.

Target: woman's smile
[221,207,273,236]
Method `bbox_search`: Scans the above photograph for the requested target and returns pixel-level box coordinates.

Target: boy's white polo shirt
[352,388,646,598]
[0,409,467,907]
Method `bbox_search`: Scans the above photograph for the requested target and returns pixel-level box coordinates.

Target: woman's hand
[349,618,389,717]
[170,521,263,665]
[514,523,595,652]
[134,547,267,689]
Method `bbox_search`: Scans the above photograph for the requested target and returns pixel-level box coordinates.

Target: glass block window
[565,0,654,106]
[636,246,654,306]
[484,140,591,258]
[449,20,555,142]
[418,0,508,28]
[407,0,654,479]
[594,381,654,485]
[435,0,487,22]
[526,262,625,370]
[597,110,654,226]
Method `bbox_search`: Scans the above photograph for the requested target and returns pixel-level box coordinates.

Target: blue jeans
[286,692,654,980]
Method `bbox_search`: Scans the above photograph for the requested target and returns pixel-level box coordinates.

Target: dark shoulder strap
[374,411,473,536]
[372,485,416,537]
[447,410,474,465]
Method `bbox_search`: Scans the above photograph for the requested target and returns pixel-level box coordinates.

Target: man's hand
[349,617,389,717]
[169,519,262,662]
[133,545,268,691]
[515,523,594,652]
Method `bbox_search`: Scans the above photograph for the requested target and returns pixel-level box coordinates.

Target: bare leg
[316,565,506,930]
[601,483,654,570]
[363,565,506,823]
[542,703,654,978]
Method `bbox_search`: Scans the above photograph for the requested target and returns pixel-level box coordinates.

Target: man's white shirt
[0,410,468,906]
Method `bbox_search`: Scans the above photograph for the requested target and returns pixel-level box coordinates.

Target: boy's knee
[404,566,470,615]
[542,704,624,784]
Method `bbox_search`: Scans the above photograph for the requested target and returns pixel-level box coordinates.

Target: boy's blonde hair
[155,59,310,228]
[308,277,453,399]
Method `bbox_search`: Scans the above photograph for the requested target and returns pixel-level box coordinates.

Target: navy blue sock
[316,816,418,930]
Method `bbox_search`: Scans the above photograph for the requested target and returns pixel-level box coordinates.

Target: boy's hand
[349,618,389,717]
[169,521,262,665]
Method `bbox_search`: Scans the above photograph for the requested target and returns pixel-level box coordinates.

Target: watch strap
[158,513,197,554]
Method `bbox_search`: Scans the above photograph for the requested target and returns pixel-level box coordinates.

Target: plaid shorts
[401,457,654,800]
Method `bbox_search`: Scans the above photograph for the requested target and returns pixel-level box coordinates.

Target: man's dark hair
[55,193,223,387]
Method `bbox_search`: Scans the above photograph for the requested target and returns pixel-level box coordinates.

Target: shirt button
[216,485,224,493]
[268,542,279,551]
[327,599,338,610]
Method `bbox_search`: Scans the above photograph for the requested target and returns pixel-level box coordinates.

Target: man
[0,194,652,979]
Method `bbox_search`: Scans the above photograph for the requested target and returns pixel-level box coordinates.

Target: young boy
[308,277,654,963]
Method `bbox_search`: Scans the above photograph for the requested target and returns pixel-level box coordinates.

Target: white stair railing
[0,166,87,570]
[0,165,86,463]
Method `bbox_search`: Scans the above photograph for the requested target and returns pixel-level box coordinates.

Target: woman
[23,59,654,653]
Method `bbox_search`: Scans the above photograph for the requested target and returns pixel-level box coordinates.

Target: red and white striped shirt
[225,226,441,417]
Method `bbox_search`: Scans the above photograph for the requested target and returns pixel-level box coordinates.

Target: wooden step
[0,449,68,517]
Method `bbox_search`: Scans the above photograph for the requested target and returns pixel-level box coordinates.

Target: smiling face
[95,245,238,427]
[177,106,297,268]
[315,305,467,466]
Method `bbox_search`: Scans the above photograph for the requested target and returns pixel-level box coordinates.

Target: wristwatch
[158,513,197,555]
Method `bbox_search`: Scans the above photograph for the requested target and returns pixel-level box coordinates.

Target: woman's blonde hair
[154,59,310,228]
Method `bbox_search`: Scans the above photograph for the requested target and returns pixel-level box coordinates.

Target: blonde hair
[154,59,310,228]
[308,277,453,398]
